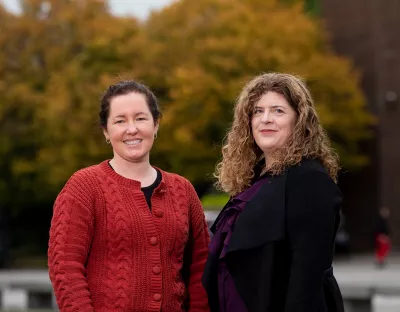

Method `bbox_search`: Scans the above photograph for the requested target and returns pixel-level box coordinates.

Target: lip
[260,129,277,133]
[123,139,143,146]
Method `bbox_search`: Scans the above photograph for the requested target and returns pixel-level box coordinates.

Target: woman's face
[251,91,297,156]
[103,92,158,164]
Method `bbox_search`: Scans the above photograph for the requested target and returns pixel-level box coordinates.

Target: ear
[102,128,109,141]
[154,120,159,136]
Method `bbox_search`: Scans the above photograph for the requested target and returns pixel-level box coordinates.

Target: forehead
[109,92,149,115]
[254,91,290,107]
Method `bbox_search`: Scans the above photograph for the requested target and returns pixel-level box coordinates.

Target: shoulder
[160,170,201,208]
[285,158,341,203]
[287,158,326,177]
[286,158,331,185]
[66,164,102,187]
[285,158,340,197]
[160,170,194,192]
[59,163,103,202]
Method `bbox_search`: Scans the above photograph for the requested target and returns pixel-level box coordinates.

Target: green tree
[1,0,142,198]
[140,0,373,184]
[0,0,374,263]
[0,0,141,257]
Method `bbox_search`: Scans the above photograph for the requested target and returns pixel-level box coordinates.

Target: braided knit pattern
[101,176,132,309]
[48,171,96,312]
[183,181,212,312]
[166,175,190,309]
[48,160,210,312]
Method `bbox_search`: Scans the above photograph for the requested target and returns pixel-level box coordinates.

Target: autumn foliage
[0,0,373,254]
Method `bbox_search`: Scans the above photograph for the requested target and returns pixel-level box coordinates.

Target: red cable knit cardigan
[48,160,210,312]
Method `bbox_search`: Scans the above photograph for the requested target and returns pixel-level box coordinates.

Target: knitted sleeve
[48,170,95,312]
[184,181,211,312]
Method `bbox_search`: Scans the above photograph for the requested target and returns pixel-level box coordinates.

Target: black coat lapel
[227,173,287,253]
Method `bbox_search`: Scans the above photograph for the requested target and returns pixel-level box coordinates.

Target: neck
[264,154,270,167]
[263,152,277,168]
[110,155,156,186]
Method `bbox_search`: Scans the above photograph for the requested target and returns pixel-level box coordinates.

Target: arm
[48,172,95,312]
[183,181,211,312]
[284,170,341,312]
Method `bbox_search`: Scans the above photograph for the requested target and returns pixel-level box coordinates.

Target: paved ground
[1,252,400,311]
[333,252,400,298]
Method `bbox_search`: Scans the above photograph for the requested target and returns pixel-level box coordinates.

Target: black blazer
[202,159,344,312]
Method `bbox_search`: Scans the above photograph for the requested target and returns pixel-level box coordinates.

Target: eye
[253,108,263,114]
[115,120,124,124]
[272,107,284,114]
[136,117,147,121]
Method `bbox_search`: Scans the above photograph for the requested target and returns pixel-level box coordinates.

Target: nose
[260,110,272,124]
[126,122,138,134]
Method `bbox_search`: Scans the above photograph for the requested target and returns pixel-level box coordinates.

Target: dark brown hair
[99,80,161,129]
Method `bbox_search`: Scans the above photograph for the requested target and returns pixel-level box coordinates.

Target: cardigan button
[156,187,166,194]
[152,266,161,274]
[155,210,164,217]
[150,237,158,245]
[153,293,162,301]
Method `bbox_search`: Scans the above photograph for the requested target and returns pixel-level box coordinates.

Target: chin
[126,156,145,162]
[126,153,149,162]
[258,144,275,152]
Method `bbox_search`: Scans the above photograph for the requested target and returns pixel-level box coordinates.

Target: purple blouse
[208,177,269,312]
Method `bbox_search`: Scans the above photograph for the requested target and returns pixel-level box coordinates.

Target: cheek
[139,124,156,138]
[282,117,296,132]
[108,128,121,139]
[251,119,258,137]
[289,114,297,128]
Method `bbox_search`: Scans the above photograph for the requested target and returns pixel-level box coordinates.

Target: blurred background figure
[375,207,391,268]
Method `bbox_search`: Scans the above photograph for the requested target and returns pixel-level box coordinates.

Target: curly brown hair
[214,72,340,196]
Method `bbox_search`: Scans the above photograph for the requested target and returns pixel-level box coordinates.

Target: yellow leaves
[142,0,373,178]
[0,0,374,207]
[174,127,194,144]
[12,160,37,176]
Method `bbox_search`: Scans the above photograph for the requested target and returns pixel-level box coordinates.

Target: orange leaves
[0,0,373,209]
[142,0,373,175]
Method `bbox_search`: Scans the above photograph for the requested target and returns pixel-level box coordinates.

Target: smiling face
[103,92,159,164]
[251,91,297,158]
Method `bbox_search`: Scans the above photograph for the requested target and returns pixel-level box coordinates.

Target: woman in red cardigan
[48,80,210,312]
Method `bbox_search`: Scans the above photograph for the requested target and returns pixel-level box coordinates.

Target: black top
[108,162,162,210]
[141,169,162,209]
[376,216,390,236]
[203,158,344,312]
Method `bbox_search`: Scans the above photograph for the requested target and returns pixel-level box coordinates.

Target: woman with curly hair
[202,73,344,312]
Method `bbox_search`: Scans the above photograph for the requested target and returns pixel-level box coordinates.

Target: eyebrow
[254,105,285,109]
[112,112,149,119]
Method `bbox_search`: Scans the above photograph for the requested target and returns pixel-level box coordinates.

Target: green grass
[7,248,48,269]
[201,193,229,210]
[11,256,48,269]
